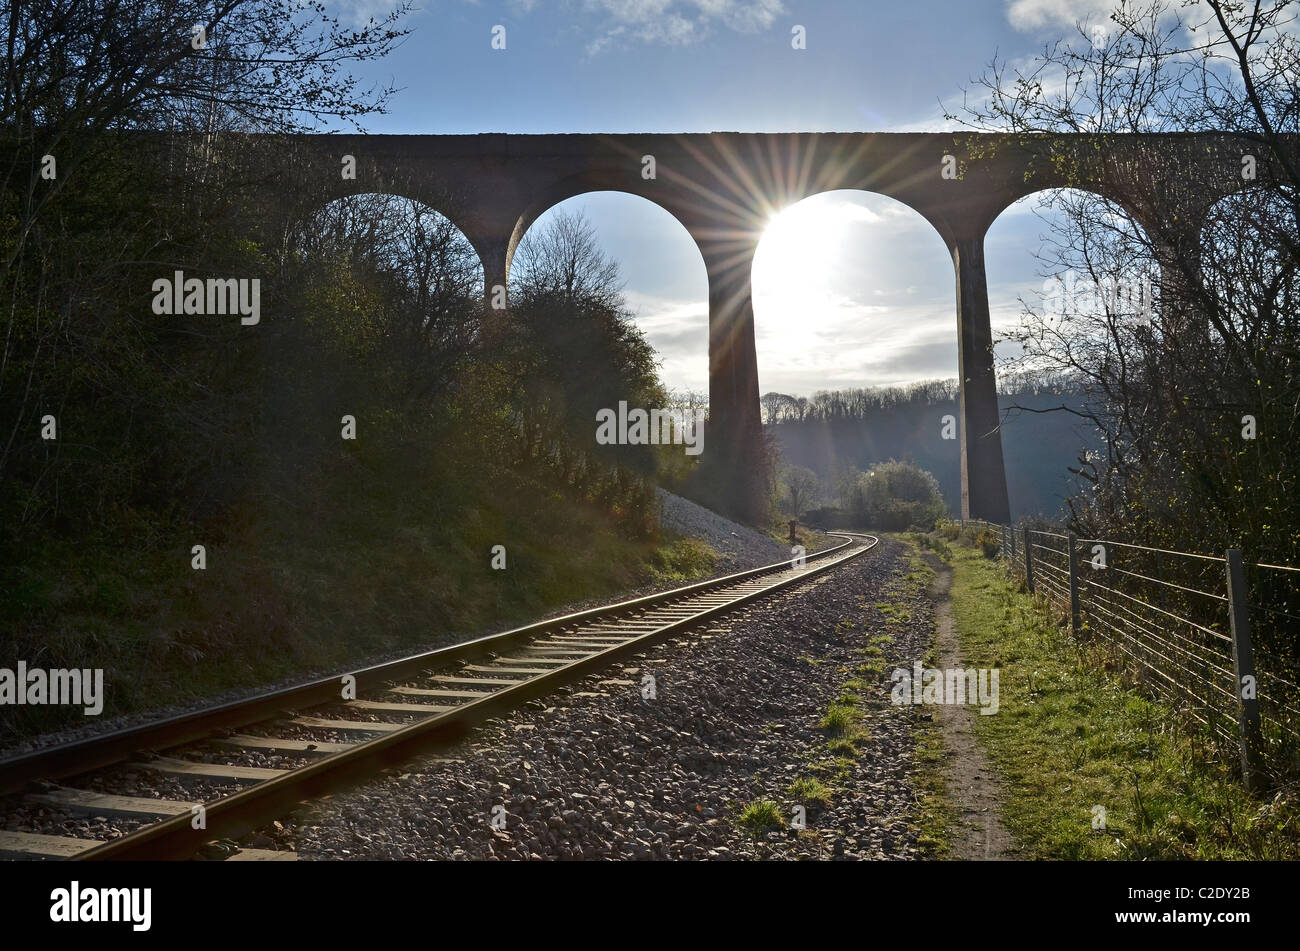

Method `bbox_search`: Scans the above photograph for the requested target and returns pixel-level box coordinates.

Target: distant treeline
[763,375,1098,521]
[760,371,1084,424]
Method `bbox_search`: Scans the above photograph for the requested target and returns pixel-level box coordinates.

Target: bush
[976,529,1000,559]
[855,460,947,531]
[912,532,953,561]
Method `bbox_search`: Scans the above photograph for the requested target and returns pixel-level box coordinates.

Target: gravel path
[279,536,937,860]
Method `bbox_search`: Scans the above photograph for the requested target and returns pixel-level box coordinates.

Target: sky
[330,0,1125,395]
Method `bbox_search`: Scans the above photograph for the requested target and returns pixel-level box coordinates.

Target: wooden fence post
[1067,531,1081,639]
[1024,527,1034,593]
[1225,549,1264,791]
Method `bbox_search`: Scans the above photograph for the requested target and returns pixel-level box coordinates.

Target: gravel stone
[280,537,937,861]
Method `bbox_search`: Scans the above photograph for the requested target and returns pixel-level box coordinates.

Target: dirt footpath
[923,554,1016,859]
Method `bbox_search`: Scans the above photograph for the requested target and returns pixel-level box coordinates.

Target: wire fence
[958,518,1300,790]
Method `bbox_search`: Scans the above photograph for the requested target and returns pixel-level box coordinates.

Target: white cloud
[832,201,894,225]
[887,111,964,133]
[332,0,409,27]
[579,0,787,52]
[622,291,710,391]
[1005,0,1115,32]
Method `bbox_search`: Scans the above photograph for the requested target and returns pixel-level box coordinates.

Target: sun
[752,196,860,350]
[756,199,850,286]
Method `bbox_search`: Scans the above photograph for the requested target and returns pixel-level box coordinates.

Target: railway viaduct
[275,131,1278,522]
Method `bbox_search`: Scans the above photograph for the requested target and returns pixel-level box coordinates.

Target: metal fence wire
[958,519,1300,789]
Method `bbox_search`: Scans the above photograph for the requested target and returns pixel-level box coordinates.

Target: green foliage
[849,460,947,531]
[0,142,693,741]
[818,696,869,758]
[910,530,953,561]
[787,776,832,807]
[644,537,717,584]
[819,702,858,735]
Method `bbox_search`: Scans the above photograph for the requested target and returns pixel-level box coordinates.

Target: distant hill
[765,384,1099,521]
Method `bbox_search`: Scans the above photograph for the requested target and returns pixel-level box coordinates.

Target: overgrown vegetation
[736,799,784,835]
[787,775,832,808]
[911,716,955,858]
[0,2,715,741]
[808,460,947,532]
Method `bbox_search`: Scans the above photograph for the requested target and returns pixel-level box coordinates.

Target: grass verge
[948,540,1300,859]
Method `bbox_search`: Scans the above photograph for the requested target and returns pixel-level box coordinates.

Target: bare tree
[292,193,484,402]
[512,209,624,312]
[782,464,820,518]
[951,0,1300,565]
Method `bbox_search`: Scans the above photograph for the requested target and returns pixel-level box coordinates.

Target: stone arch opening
[752,189,954,393]
[1197,184,1300,336]
[289,192,487,395]
[986,186,1158,346]
[984,187,1157,517]
[750,189,960,515]
[293,192,485,292]
[510,190,710,396]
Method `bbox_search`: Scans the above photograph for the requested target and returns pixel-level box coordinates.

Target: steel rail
[0,534,862,797]
[22,532,879,861]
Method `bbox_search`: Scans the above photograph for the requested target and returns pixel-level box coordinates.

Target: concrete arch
[987,186,1169,330]
[1197,180,1298,235]
[1197,182,1299,310]
[983,182,1152,246]
[510,189,710,387]
[985,185,1157,255]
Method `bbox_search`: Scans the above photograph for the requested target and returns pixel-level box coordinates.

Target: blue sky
[333,0,1121,394]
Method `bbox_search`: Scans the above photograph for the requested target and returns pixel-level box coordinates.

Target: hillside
[767,392,1098,520]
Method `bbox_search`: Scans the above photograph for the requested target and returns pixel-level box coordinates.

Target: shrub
[856,460,947,531]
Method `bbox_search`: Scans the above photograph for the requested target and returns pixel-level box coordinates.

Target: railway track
[0,531,878,861]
